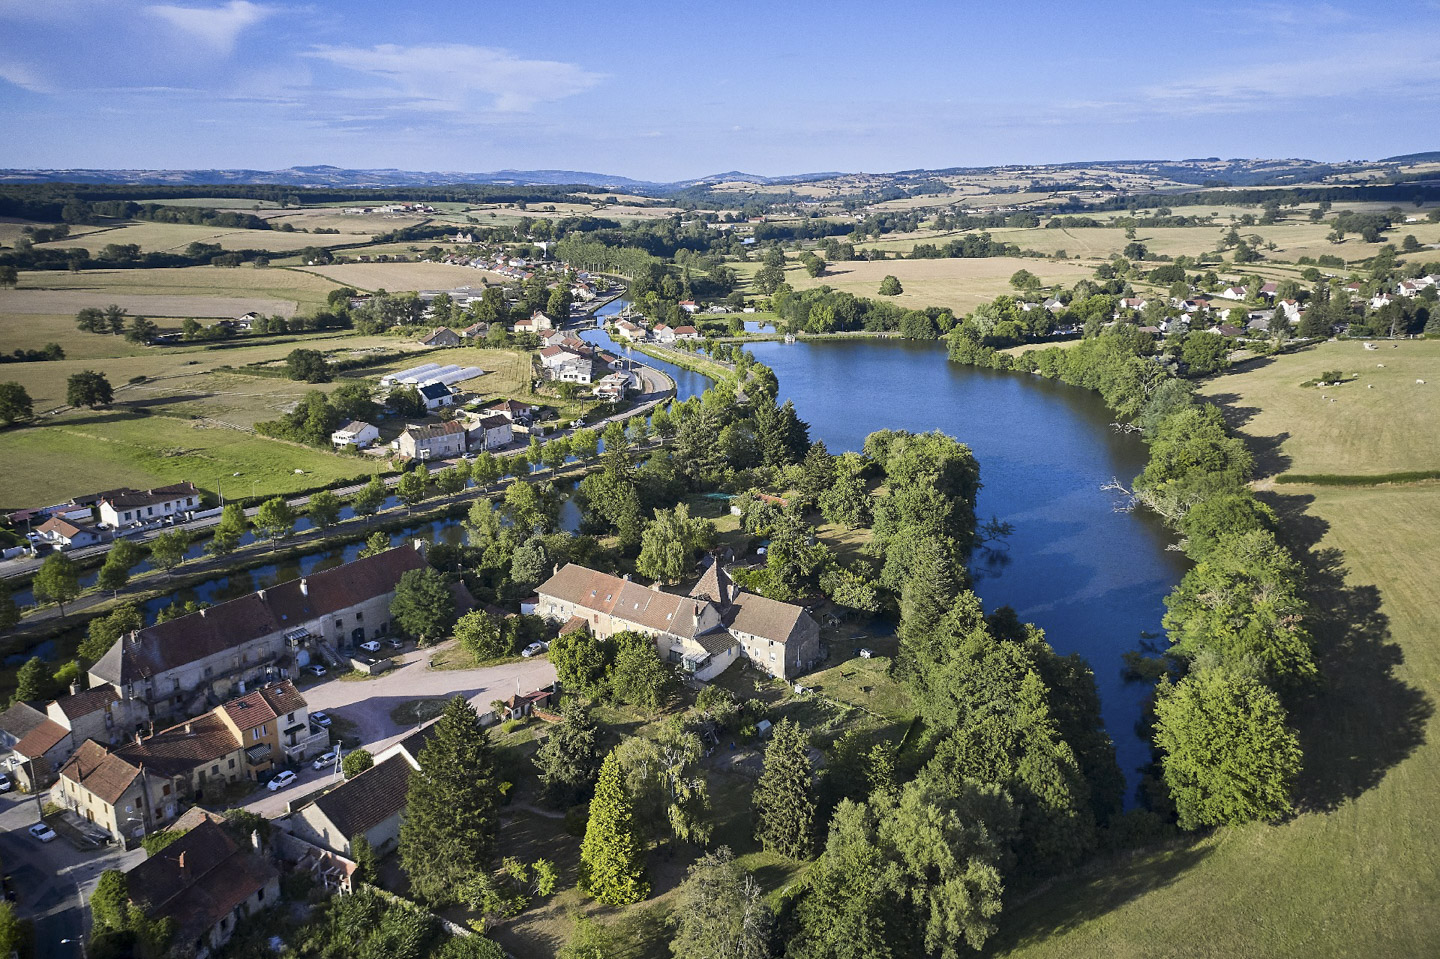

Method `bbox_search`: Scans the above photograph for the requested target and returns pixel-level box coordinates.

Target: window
[257,887,264,902]
[356,612,363,622]
[334,620,343,631]
[211,765,220,775]
[287,712,295,723]
[172,679,180,692]
[163,784,172,796]
[229,758,236,769]
[203,666,213,678]
[252,725,267,740]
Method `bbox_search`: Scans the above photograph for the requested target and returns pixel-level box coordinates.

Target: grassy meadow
[997,343,1440,959]
[9,264,340,311]
[33,220,368,254]
[1199,340,1440,477]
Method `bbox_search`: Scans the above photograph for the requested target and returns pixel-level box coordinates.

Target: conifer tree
[578,750,649,905]
[751,719,816,859]
[398,697,502,904]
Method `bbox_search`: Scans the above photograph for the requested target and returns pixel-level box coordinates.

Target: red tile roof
[14,718,70,758]
[59,740,140,805]
[90,547,427,687]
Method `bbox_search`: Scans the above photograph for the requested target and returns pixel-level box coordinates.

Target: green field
[998,344,1440,959]
[1199,340,1440,477]
[0,411,377,507]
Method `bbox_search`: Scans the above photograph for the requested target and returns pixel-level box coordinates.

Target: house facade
[536,563,819,681]
[330,420,379,448]
[35,516,103,549]
[397,421,467,460]
[419,382,456,410]
[98,482,202,529]
[88,546,427,726]
[463,412,513,451]
[57,682,325,842]
[422,327,461,347]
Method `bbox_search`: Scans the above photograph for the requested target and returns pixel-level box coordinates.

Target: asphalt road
[0,788,144,959]
[239,644,556,817]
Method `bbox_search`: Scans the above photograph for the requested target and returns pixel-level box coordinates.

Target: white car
[312,751,338,770]
[266,770,298,791]
[359,640,381,653]
[306,664,327,677]
[28,823,57,843]
[311,711,332,727]
[0,774,12,792]
[521,641,549,658]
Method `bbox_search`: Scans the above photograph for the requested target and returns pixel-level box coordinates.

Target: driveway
[0,790,145,959]
[238,644,555,816]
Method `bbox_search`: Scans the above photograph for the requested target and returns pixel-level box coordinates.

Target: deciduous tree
[32,553,80,614]
[390,567,456,644]
[1155,667,1301,829]
[254,497,296,550]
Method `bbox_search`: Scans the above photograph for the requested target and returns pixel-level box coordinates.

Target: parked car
[521,641,549,658]
[312,751,338,770]
[28,823,57,843]
[306,664,327,677]
[311,711,332,727]
[0,773,12,792]
[359,640,381,653]
[386,638,404,650]
[266,770,298,791]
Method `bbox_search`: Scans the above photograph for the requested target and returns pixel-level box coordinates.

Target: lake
[746,336,1186,795]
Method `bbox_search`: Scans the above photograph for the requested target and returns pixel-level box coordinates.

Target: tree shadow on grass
[1262,490,1433,813]
[992,841,1212,951]
[1204,392,1293,476]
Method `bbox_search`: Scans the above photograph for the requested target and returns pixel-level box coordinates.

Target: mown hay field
[10,265,340,311]
[737,256,1094,315]
[297,261,509,292]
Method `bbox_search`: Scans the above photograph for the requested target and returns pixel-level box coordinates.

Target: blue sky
[2,0,1436,180]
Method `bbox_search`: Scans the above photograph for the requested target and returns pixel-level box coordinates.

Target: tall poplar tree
[398,697,502,904]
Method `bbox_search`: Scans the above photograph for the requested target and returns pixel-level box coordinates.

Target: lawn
[0,410,378,507]
[996,346,1440,959]
[1198,339,1440,477]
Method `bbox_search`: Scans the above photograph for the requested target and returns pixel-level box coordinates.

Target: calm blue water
[747,337,1185,794]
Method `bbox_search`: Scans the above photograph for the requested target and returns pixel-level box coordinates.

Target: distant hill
[0,165,844,192]
[1381,151,1440,164]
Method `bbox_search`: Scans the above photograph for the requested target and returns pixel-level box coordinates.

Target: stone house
[88,546,427,726]
[397,420,468,460]
[421,327,461,347]
[536,562,819,680]
[125,812,280,959]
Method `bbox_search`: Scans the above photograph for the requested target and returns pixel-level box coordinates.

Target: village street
[238,644,556,817]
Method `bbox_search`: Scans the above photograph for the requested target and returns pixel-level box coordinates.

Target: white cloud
[306,43,603,112]
[144,1,275,53]
[0,58,52,92]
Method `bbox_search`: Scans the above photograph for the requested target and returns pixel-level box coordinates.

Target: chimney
[69,681,81,696]
[251,829,262,852]
[258,589,266,601]
[178,851,187,877]
[199,608,206,618]
[184,723,192,733]
[300,579,308,597]
[412,538,427,554]
[133,732,143,747]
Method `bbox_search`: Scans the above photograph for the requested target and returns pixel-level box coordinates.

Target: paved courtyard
[240,642,555,816]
